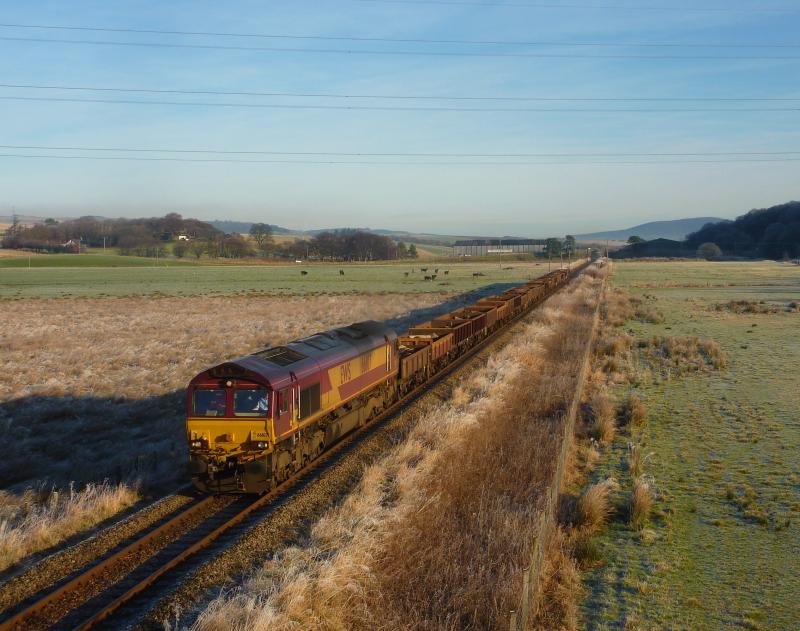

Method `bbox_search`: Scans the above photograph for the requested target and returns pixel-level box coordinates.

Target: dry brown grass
[191,271,605,630]
[629,478,653,530]
[0,293,452,491]
[576,479,618,535]
[622,393,648,428]
[602,287,634,327]
[588,388,616,444]
[628,443,644,478]
[530,527,582,631]
[0,482,139,572]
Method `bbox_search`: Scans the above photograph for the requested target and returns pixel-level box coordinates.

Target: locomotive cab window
[193,389,226,417]
[279,388,289,414]
[233,388,269,417]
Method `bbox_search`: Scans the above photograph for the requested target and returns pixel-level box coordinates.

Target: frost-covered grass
[0,482,139,572]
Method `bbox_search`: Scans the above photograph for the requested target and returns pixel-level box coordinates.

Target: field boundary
[509,276,604,631]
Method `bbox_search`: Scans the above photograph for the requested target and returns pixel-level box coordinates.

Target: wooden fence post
[519,568,531,630]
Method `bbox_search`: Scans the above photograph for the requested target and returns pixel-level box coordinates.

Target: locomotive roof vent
[301,334,341,351]
[252,346,307,366]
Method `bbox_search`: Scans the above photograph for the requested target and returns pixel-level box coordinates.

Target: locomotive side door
[274,377,296,439]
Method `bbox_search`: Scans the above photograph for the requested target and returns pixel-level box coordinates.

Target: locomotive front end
[186,363,276,494]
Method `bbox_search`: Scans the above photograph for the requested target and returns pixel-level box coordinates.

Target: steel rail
[0,496,216,631]
[0,263,588,631]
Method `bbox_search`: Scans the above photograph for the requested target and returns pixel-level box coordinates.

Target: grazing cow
[339,269,345,276]
[444,270,449,275]
[420,267,428,272]
[301,270,308,276]
[434,268,439,273]
[424,275,432,281]
[431,274,437,281]
[404,272,409,277]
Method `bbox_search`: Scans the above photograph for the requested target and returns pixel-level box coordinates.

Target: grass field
[0,260,555,299]
[0,253,197,269]
[581,261,800,630]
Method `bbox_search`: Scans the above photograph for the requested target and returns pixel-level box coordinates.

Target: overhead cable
[2,83,799,102]
[2,36,800,60]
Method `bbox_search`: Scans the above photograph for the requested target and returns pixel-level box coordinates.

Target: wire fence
[509,277,604,631]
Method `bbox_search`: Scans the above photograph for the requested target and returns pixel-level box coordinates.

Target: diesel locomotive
[186,265,585,493]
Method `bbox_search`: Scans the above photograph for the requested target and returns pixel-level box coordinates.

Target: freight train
[186,264,586,493]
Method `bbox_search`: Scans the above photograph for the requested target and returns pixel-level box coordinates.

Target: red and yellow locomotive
[186,265,582,493]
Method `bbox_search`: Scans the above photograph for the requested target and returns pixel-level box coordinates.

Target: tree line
[686,201,800,260]
[1,214,419,261]
[1,213,219,255]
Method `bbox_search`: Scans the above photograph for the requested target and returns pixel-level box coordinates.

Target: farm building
[451,238,546,257]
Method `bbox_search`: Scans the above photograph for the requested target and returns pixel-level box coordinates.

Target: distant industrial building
[451,238,546,257]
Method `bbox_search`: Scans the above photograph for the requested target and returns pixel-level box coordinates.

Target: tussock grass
[588,388,616,444]
[602,288,634,327]
[596,330,633,358]
[629,478,653,530]
[639,335,728,372]
[576,479,618,534]
[627,443,644,478]
[0,482,139,572]
[632,298,666,324]
[713,300,781,314]
[191,270,605,630]
[622,393,648,428]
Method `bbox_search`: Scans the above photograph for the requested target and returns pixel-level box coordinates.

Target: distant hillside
[577,217,726,242]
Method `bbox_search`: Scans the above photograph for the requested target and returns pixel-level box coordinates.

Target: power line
[1,21,797,49]
[2,36,800,60]
[2,95,798,112]
[352,0,797,12]
[2,144,799,158]
[3,83,799,102]
[1,152,800,165]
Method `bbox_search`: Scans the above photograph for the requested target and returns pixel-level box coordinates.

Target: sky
[1,0,799,236]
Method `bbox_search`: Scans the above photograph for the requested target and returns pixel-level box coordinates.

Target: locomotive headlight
[254,441,267,450]
[190,438,208,449]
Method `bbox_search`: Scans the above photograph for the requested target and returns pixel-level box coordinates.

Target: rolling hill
[577,217,727,242]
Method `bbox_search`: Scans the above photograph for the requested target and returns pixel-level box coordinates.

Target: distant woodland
[686,201,800,260]
[1,213,418,261]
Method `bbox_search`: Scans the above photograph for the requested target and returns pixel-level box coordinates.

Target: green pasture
[582,260,800,630]
[0,253,196,268]
[0,260,556,299]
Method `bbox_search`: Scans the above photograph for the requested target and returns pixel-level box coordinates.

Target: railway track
[0,268,585,631]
